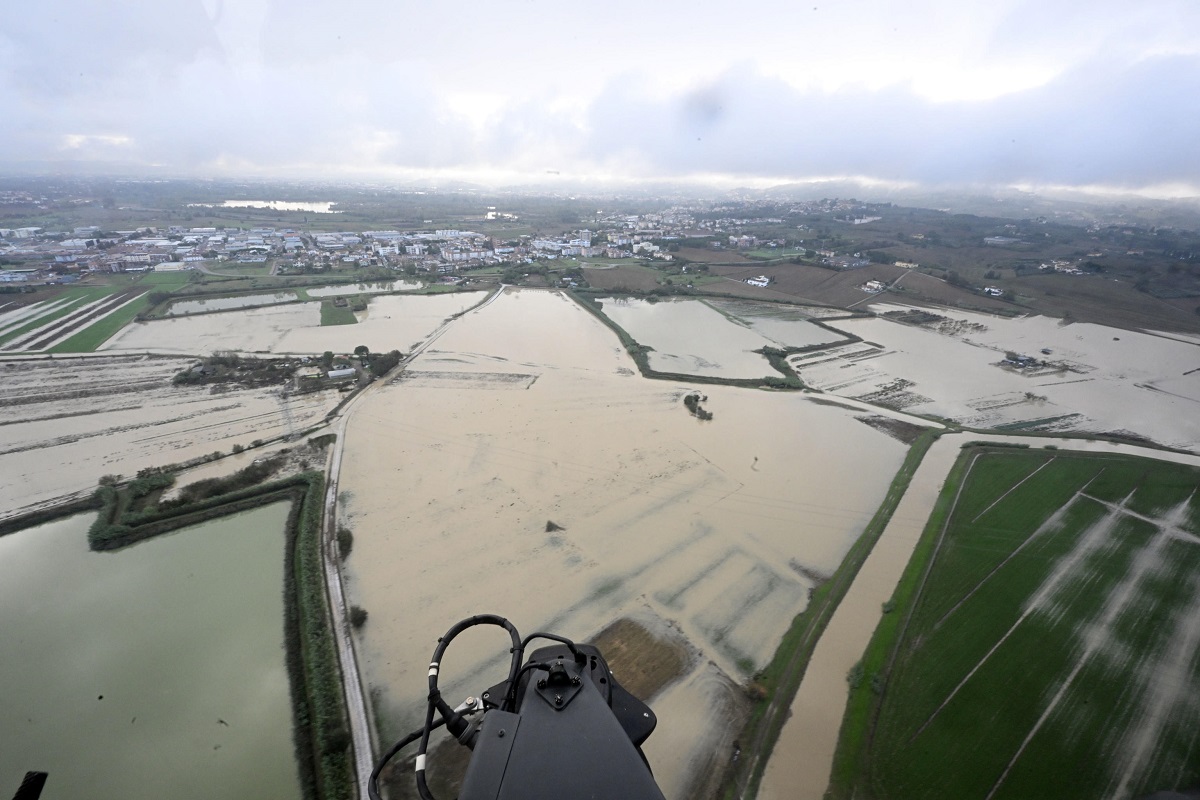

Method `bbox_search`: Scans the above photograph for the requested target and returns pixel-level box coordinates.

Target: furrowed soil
[854,450,1200,800]
[0,355,341,516]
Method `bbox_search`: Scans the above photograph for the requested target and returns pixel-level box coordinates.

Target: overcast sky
[2,0,1198,195]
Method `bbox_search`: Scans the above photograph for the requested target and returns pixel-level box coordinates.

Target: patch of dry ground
[582,264,664,292]
[703,263,1015,313]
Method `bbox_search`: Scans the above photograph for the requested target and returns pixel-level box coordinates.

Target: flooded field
[596,297,781,377]
[167,292,299,315]
[760,434,1200,800]
[705,299,852,348]
[0,355,339,515]
[0,504,300,800]
[336,289,908,797]
[789,305,1200,448]
[305,281,420,297]
[0,290,145,353]
[102,292,486,356]
[275,291,486,354]
[103,302,321,353]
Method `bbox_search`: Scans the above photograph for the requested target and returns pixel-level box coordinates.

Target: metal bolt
[554,694,563,706]
[498,729,506,738]
[571,676,580,686]
[537,679,546,689]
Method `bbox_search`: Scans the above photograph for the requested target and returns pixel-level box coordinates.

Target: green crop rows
[832,448,1200,800]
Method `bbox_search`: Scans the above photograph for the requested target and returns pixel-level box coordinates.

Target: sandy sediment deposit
[336,289,908,798]
[100,292,486,356]
[0,355,341,517]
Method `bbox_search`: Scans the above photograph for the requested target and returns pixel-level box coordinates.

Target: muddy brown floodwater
[0,355,341,516]
[758,433,1200,800]
[794,305,1200,449]
[336,289,908,798]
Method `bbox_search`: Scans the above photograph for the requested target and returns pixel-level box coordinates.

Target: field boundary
[824,443,983,798]
[826,445,1200,799]
[567,290,805,390]
[721,429,942,799]
[11,471,354,800]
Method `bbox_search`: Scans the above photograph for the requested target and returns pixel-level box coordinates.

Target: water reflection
[0,505,300,800]
[306,281,420,297]
[167,292,298,315]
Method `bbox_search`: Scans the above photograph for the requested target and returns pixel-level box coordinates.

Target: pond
[0,504,301,800]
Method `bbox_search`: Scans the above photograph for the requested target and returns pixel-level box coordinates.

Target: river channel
[0,504,300,800]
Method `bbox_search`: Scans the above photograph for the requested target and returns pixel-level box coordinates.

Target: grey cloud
[0,0,221,96]
[563,54,1200,188]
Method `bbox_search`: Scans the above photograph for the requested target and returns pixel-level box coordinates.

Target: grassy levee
[0,493,103,537]
[85,471,354,800]
[823,441,974,800]
[720,429,941,800]
[828,448,1200,800]
[569,290,804,390]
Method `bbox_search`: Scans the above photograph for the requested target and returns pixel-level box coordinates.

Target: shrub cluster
[85,470,353,799]
[165,457,284,506]
[684,393,714,421]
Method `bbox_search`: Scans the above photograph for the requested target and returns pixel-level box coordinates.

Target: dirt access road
[319,287,503,796]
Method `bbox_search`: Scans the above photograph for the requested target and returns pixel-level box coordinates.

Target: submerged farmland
[337,289,911,798]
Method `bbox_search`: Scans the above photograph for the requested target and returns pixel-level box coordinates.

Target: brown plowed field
[582,264,664,291]
[1010,273,1200,333]
[676,247,755,264]
[701,263,1016,312]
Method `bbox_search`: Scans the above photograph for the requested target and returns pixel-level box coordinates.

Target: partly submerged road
[757,433,1200,800]
[318,287,503,797]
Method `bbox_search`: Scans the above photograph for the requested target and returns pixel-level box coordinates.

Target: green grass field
[319,300,357,326]
[833,448,1200,800]
[132,270,195,285]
